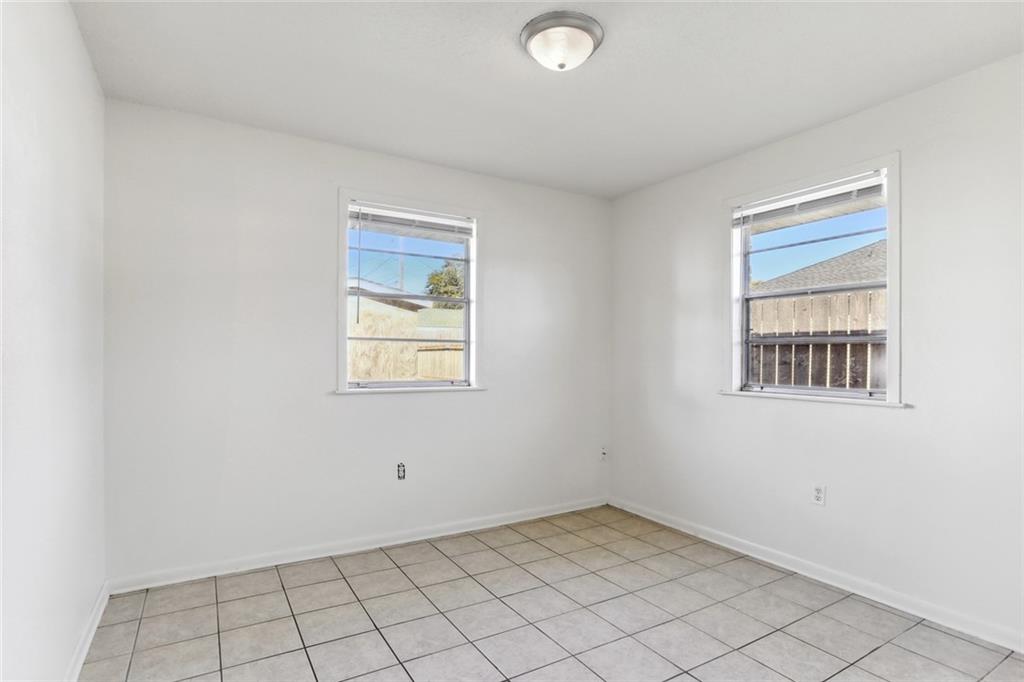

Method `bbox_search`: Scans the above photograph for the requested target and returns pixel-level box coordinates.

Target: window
[731,165,898,401]
[343,199,476,390]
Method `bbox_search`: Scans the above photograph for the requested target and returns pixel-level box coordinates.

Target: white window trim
[724,153,903,405]
[335,188,483,394]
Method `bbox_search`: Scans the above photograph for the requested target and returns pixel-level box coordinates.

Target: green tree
[425,262,464,309]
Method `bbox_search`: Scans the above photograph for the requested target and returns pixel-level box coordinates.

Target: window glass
[345,203,474,388]
[348,340,466,384]
[735,172,889,398]
[348,252,466,297]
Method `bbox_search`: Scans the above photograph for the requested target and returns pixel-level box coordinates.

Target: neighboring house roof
[751,239,886,292]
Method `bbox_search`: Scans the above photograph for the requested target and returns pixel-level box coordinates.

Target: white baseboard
[65,580,111,682]
[104,492,1021,651]
[611,496,1023,653]
[108,496,607,594]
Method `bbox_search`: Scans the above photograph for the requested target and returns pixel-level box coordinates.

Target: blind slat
[733,170,885,235]
[349,201,474,240]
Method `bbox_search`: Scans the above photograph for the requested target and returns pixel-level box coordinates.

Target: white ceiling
[72,2,1021,198]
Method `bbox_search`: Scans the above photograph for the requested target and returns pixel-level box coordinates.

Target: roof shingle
[751,239,886,292]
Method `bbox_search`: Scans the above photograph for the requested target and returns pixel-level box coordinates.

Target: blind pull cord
[356,208,364,324]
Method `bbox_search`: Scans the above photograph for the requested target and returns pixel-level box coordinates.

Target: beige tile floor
[80,506,1023,682]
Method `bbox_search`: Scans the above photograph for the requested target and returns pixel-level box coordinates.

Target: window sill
[719,390,908,408]
[336,385,487,396]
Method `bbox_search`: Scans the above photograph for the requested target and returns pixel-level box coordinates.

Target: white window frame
[337,189,481,394]
[725,154,902,405]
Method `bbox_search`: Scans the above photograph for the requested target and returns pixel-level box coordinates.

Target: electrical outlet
[601,447,608,462]
[397,463,406,480]
[812,484,826,506]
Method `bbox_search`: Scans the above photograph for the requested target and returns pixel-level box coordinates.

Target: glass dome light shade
[520,11,604,72]
[526,26,595,71]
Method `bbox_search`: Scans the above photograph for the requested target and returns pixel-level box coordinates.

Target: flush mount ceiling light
[520,11,604,72]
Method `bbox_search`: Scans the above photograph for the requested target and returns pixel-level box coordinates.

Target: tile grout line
[916,620,1014,656]
[343,558,419,682]
[419,530,622,680]
[328,551,426,681]
[709,582,931,682]
[117,568,869,682]
[108,531,694,624]
[421,522,724,681]
[550,509,687,681]
[97,507,1016,682]
[554,567,740,680]
[377,532,965,680]
[273,565,320,682]
[121,588,149,682]
[635,553,936,681]
[93,514,752,679]
[114,550,754,674]
[597,512,1009,680]
[388,551,519,681]
[877,638,1008,681]
[101,552,729,675]
[690,571,897,680]
[213,577,223,680]
[186,530,793,678]
[338,517,1011,680]
[658,574,865,682]
[463,522,903,681]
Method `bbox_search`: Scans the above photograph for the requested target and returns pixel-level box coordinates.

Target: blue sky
[748,207,886,282]
[346,210,888,292]
[347,227,466,294]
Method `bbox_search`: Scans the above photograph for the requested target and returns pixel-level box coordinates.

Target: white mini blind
[348,201,474,240]
[733,170,886,234]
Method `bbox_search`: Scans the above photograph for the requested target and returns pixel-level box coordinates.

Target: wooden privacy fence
[747,288,887,391]
[415,345,464,381]
[749,289,886,335]
[346,297,465,382]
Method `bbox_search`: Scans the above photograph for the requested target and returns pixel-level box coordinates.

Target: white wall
[104,101,611,587]
[95,36,1022,655]
[1,3,107,680]
[610,55,1022,649]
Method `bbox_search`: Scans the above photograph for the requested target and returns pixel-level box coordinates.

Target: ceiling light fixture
[520,11,604,72]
